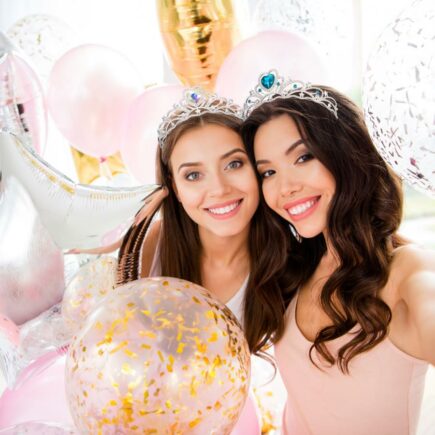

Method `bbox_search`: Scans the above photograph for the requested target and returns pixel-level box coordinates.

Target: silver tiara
[243,70,338,119]
[157,87,243,148]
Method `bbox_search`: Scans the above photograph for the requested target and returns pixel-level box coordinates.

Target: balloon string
[99,156,113,180]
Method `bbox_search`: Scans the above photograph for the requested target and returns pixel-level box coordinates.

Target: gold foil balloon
[66,277,250,434]
[70,148,127,186]
[157,0,241,90]
[62,256,117,333]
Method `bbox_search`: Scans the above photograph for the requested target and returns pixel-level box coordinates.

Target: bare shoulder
[140,220,162,277]
[391,244,435,300]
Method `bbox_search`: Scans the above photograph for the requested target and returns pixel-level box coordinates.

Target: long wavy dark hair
[118,112,292,358]
[241,87,405,372]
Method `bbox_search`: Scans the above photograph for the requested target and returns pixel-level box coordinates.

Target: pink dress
[275,293,429,435]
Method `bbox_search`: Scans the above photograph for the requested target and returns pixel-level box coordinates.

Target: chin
[295,226,324,240]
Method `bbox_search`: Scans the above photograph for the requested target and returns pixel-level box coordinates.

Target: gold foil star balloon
[157,0,241,90]
[65,277,250,434]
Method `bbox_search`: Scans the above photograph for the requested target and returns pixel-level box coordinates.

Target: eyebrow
[177,148,247,173]
[256,139,305,166]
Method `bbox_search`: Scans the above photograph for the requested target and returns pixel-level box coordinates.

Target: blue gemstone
[261,73,275,89]
[191,92,199,102]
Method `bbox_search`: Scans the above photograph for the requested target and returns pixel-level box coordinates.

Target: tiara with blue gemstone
[157,87,243,149]
[243,70,338,119]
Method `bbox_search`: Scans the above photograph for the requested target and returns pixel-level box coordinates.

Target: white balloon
[0,132,158,249]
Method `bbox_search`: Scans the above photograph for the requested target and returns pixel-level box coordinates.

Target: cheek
[261,182,276,209]
[173,181,200,207]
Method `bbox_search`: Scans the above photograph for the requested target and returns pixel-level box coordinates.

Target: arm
[398,246,435,365]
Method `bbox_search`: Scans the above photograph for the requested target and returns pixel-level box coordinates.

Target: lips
[283,196,320,221]
[205,199,243,219]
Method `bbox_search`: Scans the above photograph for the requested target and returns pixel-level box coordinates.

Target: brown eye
[260,169,275,179]
[296,153,314,164]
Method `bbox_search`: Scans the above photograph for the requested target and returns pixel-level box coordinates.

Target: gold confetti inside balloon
[65,277,250,434]
[157,0,241,90]
[61,256,118,333]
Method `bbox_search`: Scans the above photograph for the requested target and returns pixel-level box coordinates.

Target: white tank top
[148,240,248,325]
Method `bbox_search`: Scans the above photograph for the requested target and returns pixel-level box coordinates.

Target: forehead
[254,114,302,156]
[170,123,243,162]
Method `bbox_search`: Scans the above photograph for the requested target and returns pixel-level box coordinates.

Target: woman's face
[253,114,335,239]
[170,123,259,239]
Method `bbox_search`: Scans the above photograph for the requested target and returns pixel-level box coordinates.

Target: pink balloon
[231,394,261,435]
[47,44,143,158]
[215,30,330,105]
[0,33,47,154]
[120,84,184,183]
[0,351,73,428]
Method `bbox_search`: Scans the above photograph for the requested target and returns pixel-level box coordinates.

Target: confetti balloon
[363,0,435,197]
[61,256,117,333]
[7,14,78,85]
[0,421,77,434]
[66,277,250,434]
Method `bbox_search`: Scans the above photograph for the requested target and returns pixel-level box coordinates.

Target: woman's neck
[199,226,250,269]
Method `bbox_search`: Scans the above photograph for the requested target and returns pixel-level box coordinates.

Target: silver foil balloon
[0,132,158,249]
[0,32,47,154]
[0,175,65,325]
[363,0,435,197]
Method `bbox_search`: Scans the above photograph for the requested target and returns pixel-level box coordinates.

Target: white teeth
[288,199,316,216]
[208,201,240,215]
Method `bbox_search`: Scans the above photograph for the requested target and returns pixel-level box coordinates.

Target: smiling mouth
[206,199,242,216]
[286,197,320,217]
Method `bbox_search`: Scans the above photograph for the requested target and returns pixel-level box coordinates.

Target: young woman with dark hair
[241,71,435,434]
[118,88,291,360]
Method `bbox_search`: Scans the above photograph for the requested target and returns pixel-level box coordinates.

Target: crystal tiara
[243,70,338,119]
[157,87,243,149]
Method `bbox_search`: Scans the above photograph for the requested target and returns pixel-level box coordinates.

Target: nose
[208,172,231,197]
[279,173,302,198]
